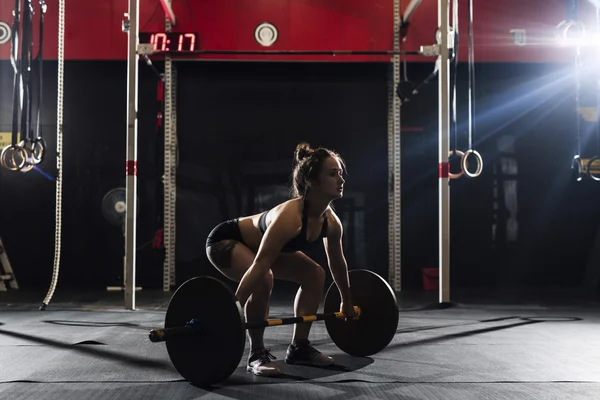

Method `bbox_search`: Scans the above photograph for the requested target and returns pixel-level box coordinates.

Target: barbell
[149,269,399,387]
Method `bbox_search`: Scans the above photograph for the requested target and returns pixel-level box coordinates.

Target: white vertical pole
[163,0,177,292]
[388,0,402,292]
[438,0,451,304]
[125,0,140,310]
[394,0,402,292]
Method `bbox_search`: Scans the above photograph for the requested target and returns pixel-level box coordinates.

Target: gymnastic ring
[16,145,35,172]
[31,137,46,164]
[448,150,465,179]
[18,140,38,171]
[0,146,11,170]
[19,138,39,168]
[586,156,600,182]
[0,145,26,171]
[555,20,586,45]
[0,145,28,171]
[571,155,583,180]
[461,149,484,178]
[21,137,46,164]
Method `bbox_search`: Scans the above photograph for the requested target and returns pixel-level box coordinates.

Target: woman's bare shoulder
[268,198,303,227]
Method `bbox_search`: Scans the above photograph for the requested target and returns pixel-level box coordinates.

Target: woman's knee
[246,271,273,307]
[257,270,274,294]
[304,264,326,290]
[315,265,326,287]
[272,253,326,289]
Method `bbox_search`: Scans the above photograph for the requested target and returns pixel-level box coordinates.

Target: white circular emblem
[254,22,278,47]
[0,21,11,45]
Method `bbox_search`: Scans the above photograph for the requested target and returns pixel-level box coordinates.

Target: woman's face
[313,156,345,199]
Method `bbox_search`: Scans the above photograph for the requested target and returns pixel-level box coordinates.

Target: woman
[205,142,356,377]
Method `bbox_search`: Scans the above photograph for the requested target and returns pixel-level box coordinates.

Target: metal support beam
[388,0,402,292]
[163,1,177,292]
[124,0,140,310]
[438,0,451,304]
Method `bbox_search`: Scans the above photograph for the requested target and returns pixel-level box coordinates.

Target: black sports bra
[258,200,328,253]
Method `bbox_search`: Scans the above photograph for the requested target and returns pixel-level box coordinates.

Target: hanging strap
[460,0,484,178]
[1,0,47,172]
[568,0,585,180]
[17,0,41,172]
[20,0,33,146]
[448,0,465,179]
[10,0,21,148]
[0,0,27,171]
[574,46,582,157]
[32,0,47,164]
[467,0,476,152]
[595,7,600,155]
[451,0,459,154]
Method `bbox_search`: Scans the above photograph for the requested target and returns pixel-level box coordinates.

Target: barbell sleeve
[149,325,200,342]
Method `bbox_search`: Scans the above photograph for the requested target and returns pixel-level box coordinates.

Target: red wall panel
[0,0,597,62]
[289,0,344,51]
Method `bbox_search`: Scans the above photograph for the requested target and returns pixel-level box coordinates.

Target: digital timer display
[139,32,199,53]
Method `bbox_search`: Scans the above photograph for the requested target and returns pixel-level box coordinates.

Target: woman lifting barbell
[205,142,357,377]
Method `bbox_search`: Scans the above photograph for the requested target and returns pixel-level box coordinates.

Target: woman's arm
[323,209,353,305]
[235,205,301,307]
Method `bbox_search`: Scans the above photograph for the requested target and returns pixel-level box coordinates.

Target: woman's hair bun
[294,142,313,163]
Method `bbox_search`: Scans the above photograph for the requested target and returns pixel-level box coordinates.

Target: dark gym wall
[1,60,599,291]
[173,62,390,283]
[0,60,166,289]
[401,61,600,289]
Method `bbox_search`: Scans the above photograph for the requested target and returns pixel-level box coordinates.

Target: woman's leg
[206,240,273,351]
[206,239,280,376]
[270,252,333,366]
[271,252,326,341]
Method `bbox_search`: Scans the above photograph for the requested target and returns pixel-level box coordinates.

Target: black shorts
[205,218,245,249]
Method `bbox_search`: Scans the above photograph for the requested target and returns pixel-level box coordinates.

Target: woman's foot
[285,339,335,367]
[247,348,283,376]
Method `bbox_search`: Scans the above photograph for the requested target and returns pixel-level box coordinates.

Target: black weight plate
[324,269,399,357]
[165,276,246,386]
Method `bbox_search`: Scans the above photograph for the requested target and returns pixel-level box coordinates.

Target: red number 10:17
[149,33,196,52]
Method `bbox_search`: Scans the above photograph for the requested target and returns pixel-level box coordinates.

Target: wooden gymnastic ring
[0,145,27,171]
[31,137,47,164]
[448,150,465,179]
[461,149,484,178]
[586,156,600,182]
[18,141,36,172]
[572,155,583,181]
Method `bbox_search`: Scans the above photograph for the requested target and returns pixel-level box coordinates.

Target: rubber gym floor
[1,284,599,400]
